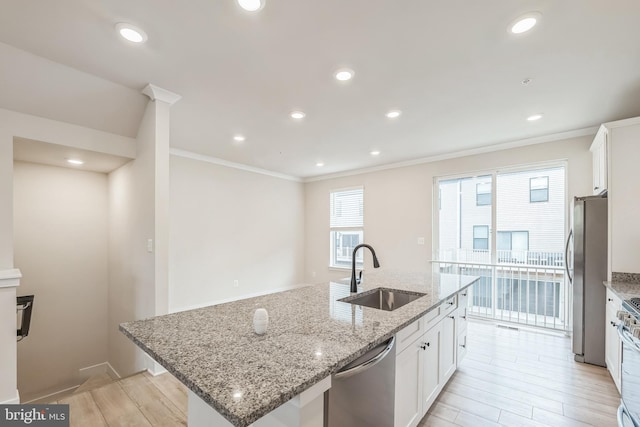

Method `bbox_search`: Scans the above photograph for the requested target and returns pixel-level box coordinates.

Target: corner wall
[107,102,158,377]
[304,136,593,283]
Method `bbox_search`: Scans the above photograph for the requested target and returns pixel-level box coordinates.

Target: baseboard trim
[145,355,167,376]
[0,390,20,404]
[79,361,121,381]
[23,386,78,404]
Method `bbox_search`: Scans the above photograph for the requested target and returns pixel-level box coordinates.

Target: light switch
[147,239,154,253]
[417,237,425,245]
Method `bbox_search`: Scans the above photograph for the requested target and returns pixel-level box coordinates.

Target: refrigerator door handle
[565,229,573,284]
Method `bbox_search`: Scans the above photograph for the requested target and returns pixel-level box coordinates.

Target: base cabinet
[394,338,423,427]
[605,289,622,393]
[394,289,468,427]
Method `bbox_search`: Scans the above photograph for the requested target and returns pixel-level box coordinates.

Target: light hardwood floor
[419,321,619,427]
[54,320,619,426]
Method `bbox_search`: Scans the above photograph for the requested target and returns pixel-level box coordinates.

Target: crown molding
[303,126,598,183]
[170,148,302,182]
[141,84,182,105]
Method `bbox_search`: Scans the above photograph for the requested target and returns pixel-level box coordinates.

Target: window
[476,182,491,206]
[530,176,549,202]
[497,231,529,251]
[473,226,489,250]
[330,187,364,268]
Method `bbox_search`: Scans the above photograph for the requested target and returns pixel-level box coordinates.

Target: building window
[497,231,529,262]
[473,225,489,250]
[476,182,491,206]
[330,187,364,268]
[530,176,549,202]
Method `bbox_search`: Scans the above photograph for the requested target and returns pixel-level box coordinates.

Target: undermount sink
[340,288,425,311]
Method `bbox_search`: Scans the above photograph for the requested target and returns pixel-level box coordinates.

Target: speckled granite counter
[120,271,479,427]
[604,272,640,301]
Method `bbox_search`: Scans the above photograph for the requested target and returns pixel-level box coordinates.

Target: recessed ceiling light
[386,110,401,119]
[115,23,148,43]
[233,135,245,142]
[510,12,541,34]
[291,111,306,119]
[521,78,532,85]
[334,68,354,82]
[66,159,84,165]
[527,114,543,121]
[237,0,265,12]
[370,150,381,156]
[316,162,324,167]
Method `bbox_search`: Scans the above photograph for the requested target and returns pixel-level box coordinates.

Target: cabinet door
[421,325,441,415]
[590,127,608,195]
[605,292,621,392]
[439,314,456,383]
[395,340,423,427]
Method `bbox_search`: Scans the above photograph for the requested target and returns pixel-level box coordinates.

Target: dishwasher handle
[334,336,395,380]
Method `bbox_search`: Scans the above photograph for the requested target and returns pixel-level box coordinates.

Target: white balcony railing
[432,258,569,331]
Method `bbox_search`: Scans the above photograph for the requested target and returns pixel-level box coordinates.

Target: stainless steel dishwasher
[324,336,396,426]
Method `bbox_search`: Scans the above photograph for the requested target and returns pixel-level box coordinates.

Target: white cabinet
[455,291,469,365]
[605,288,622,393]
[606,119,640,276]
[394,289,469,427]
[590,126,608,195]
[420,325,441,412]
[394,338,423,427]
[439,314,456,383]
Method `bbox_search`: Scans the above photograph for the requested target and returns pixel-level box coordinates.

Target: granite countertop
[120,271,479,427]
[604,272,640,301]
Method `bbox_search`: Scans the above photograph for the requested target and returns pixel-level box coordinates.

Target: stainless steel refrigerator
[569,195,607,366]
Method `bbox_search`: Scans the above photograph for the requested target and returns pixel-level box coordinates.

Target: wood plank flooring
[54,320,619,426]
[419,321,620,427]
[54,372,186,427]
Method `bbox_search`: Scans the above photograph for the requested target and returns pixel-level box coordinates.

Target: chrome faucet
[350,244,381,293]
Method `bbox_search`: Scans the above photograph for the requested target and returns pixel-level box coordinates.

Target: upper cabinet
[590,126,608,195]
[595,117,640,278]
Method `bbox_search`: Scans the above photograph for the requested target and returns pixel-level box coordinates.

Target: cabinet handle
[461,315,467,320]
[462,293,467,297]
[459,344,466,348]
[608,298,613,302]
[611,321,618,327]
[448,315,455,319]
[447,301,455,305]
[594,186,599,190]
[420,342,430,350]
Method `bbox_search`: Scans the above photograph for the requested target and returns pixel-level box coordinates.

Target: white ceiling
[13,137,132,173]
[1,0,640,178]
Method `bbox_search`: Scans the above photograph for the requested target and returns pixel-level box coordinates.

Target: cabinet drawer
[457,306,468,334]
[606,288,621,310]
[458,289,469,310]
[396,317,424,354]
[441,295,457,317]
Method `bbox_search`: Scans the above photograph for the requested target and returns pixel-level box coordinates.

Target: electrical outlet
[233,280,239,287]
[417,237,425,245]
[146,239,154,253]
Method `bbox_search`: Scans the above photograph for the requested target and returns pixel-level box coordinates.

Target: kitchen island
[120,271,479,426]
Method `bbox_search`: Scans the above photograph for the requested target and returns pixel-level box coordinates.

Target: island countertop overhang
[119,271,480,426]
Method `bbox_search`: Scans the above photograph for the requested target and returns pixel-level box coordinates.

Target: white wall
[169,155,305,312]
[305,136,593,283]
[107,102,158,377]
[13,161,108,401]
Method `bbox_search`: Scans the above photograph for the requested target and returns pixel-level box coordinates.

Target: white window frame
[329,186,364,270]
